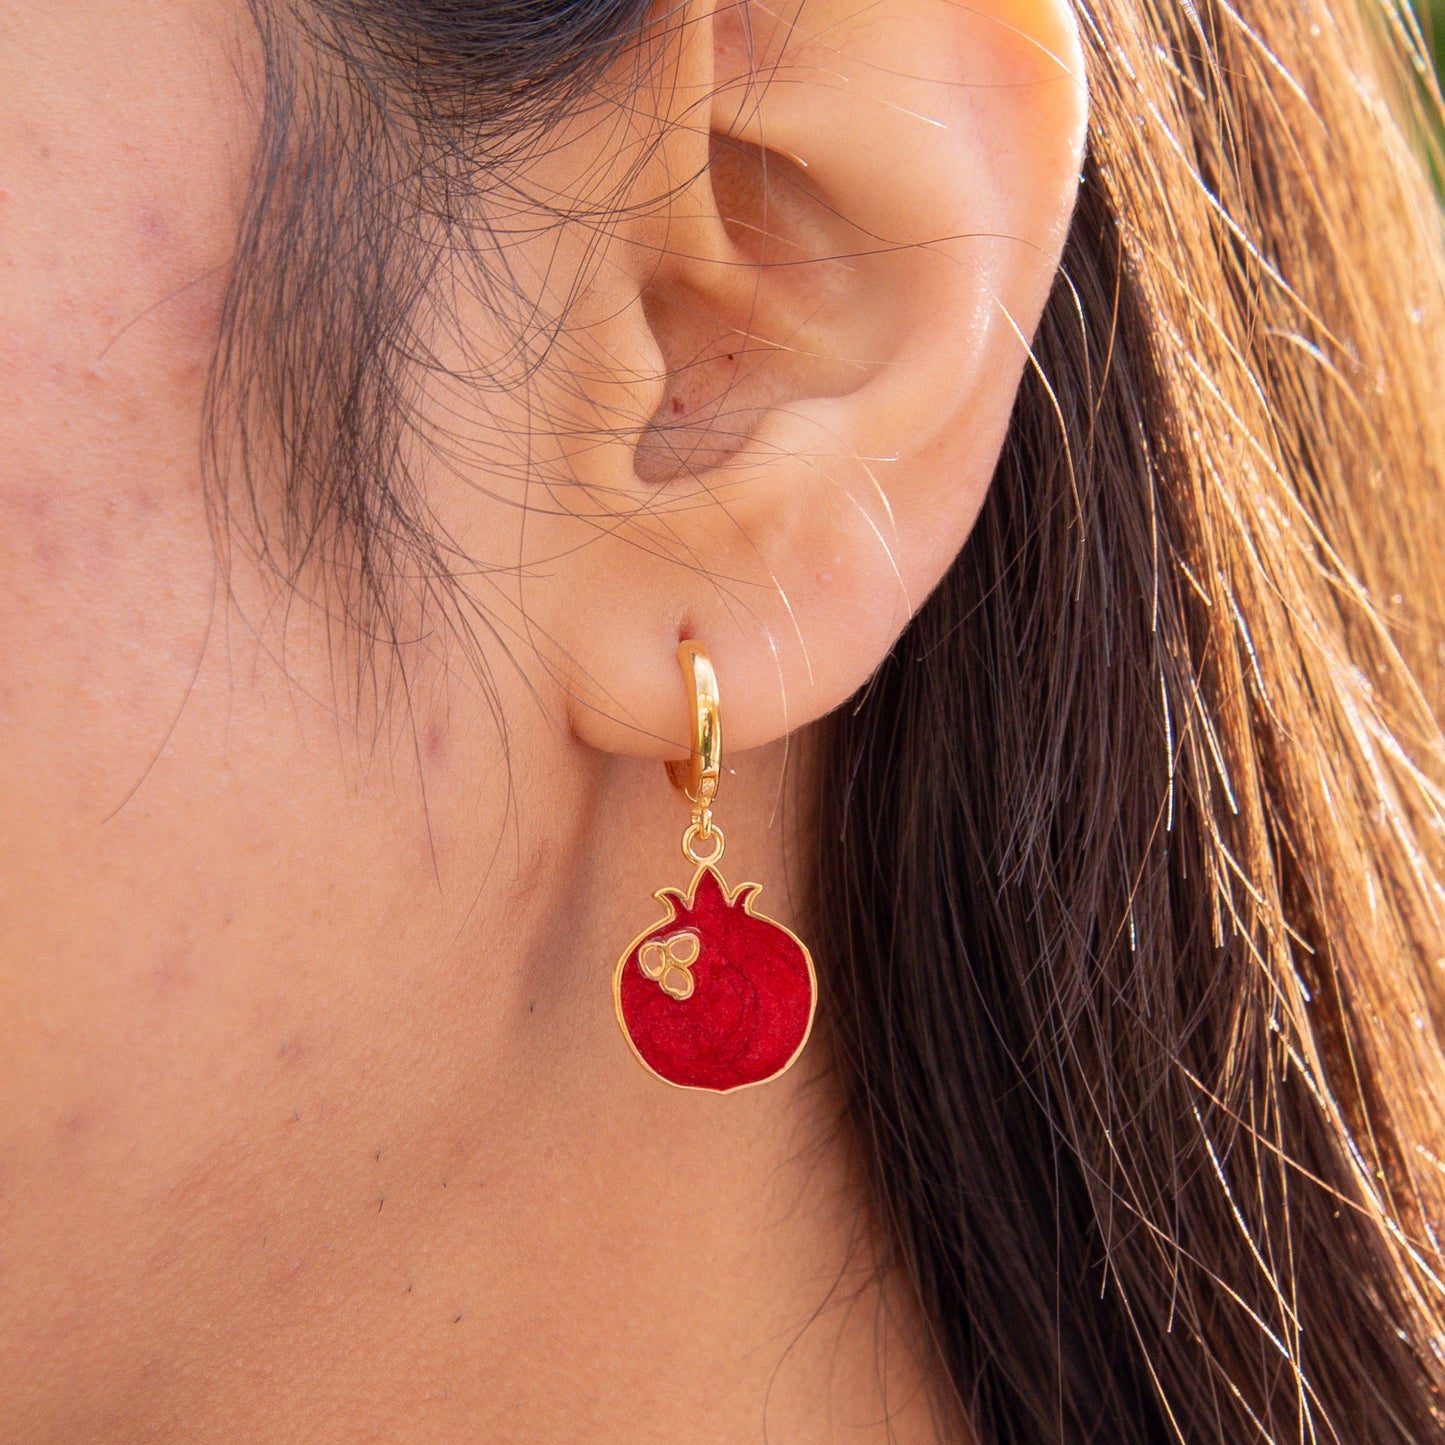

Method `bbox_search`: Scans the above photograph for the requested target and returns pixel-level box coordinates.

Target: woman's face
[0,0,1085,1433]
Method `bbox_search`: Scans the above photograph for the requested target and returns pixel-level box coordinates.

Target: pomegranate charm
[615,862,817,1092]
[613,641,817,1093]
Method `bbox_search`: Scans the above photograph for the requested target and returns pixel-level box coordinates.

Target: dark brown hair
[213,0,1445,1438]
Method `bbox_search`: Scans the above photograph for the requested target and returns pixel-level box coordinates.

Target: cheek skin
[0,6,583,1430]
[0,6,237,727]
[0,5,299,1408]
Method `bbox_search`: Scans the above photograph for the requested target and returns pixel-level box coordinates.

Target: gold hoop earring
[613,641,817,1092]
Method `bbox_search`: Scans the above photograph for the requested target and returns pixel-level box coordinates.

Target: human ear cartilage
[613,642,817,1092]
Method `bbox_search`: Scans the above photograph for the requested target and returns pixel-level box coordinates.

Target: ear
[479,0,1086,759]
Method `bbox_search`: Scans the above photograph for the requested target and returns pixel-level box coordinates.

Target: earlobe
[515,0,1086,761]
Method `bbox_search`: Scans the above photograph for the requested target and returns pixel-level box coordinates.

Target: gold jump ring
[681,821,726,867]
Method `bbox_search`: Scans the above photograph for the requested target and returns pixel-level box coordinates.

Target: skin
[0,0,1085,1439]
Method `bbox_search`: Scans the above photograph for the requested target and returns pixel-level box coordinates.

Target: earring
[613,641,817,1093]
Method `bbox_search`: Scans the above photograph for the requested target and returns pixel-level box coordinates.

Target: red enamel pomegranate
[614,865,816,1092]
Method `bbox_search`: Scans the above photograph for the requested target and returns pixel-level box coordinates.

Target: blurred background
[1419,0,1445,76]
[1412,1,1445,169]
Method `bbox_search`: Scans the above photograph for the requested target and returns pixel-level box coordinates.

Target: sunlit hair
[209,0,1445,1438]
[818,2,1445,1438]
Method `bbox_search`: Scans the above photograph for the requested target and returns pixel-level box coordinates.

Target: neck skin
[6,641,957,1442]
[232,739,953,1444]
[199,744,954,1442]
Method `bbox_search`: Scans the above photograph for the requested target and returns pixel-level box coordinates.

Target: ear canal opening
[633,288,765,485]
[631,133,869,486]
